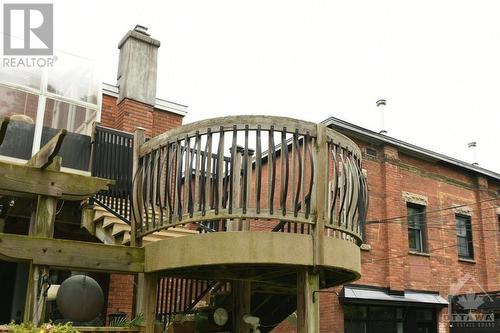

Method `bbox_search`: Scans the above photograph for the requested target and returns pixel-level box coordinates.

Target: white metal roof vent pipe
[376,99,387,135]
[468,141,478,166]
[134,24,150,36]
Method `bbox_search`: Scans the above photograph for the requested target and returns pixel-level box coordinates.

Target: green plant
[109,314,144,328]
[3,322,79,333]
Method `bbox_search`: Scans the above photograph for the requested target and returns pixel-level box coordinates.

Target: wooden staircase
[81,203,197,246]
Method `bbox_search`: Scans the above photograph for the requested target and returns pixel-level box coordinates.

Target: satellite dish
[56,275,104,322]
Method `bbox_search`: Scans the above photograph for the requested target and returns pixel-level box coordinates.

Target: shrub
[1,322,79,333]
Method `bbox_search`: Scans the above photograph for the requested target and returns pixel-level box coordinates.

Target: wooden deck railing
[131,116,368,244]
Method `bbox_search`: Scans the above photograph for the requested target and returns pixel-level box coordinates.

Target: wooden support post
[233,280,252,333]
[227,147,252,332]
[25,194,57,325]
[227,148,243,231]
[131,128,146,322]
[135,273,158,332]
[313,124,328,268]
[297,268,320,333]
[24,155,61,325]
[131,127,146,247]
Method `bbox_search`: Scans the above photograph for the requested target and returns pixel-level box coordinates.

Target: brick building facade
[272,119,500,333]
[94,26,500,332]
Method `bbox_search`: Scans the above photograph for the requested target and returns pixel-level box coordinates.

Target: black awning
[340,285,448,308]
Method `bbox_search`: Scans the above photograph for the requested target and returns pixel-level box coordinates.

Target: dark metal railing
[91,125,133,223]
[155,277,229,325]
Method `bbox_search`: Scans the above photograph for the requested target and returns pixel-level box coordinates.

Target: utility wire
[361,233,499,263]
[372,214,500,229]
[369,207,500,226]
[365,196,499,225]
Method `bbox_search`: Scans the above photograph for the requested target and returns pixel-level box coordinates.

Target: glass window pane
[416,309,433,321]
[370,306,395,320]
[456,220,466,236]
[0,86,39,159]
[0,68,42,90]
[396,308,403,320]
[408,229,417,250]
[344,305,367,320]
[457,237,469,258]
[0,86,39,121]
[47,52,100,105]
[408,204,425,227]
[372,321,397,333]
[344,321,367,333]
[415,230,422,251]
[43,98,97,135]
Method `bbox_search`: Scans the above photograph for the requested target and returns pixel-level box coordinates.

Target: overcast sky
[12,0,500,172]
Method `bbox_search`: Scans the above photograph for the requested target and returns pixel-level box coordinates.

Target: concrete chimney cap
[118,28,160,49]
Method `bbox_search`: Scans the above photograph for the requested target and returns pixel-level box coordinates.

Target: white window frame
[0,67,101,157]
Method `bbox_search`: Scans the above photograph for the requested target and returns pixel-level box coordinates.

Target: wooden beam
[0,161,113,200]
[0,116,10,147]
[0,233,144,273]
[297,268,320,333]
[26,129,67,169]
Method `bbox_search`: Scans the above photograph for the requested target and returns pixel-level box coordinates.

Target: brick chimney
[115,25,160,136]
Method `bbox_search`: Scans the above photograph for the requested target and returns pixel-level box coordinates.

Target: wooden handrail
[131,116,368,245]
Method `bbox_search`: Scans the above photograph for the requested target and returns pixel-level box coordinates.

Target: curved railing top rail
[132,115,368,245]
[140,115,361,159]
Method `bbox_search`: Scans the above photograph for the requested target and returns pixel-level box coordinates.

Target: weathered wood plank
[0,161,113,200]
[0,233,144,273]
[26,129,67,169]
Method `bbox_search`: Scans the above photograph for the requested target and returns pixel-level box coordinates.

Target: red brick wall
[153,108,183,137]
[105,274,135,322]
[101,95,118,128]
[101,94,183,137]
